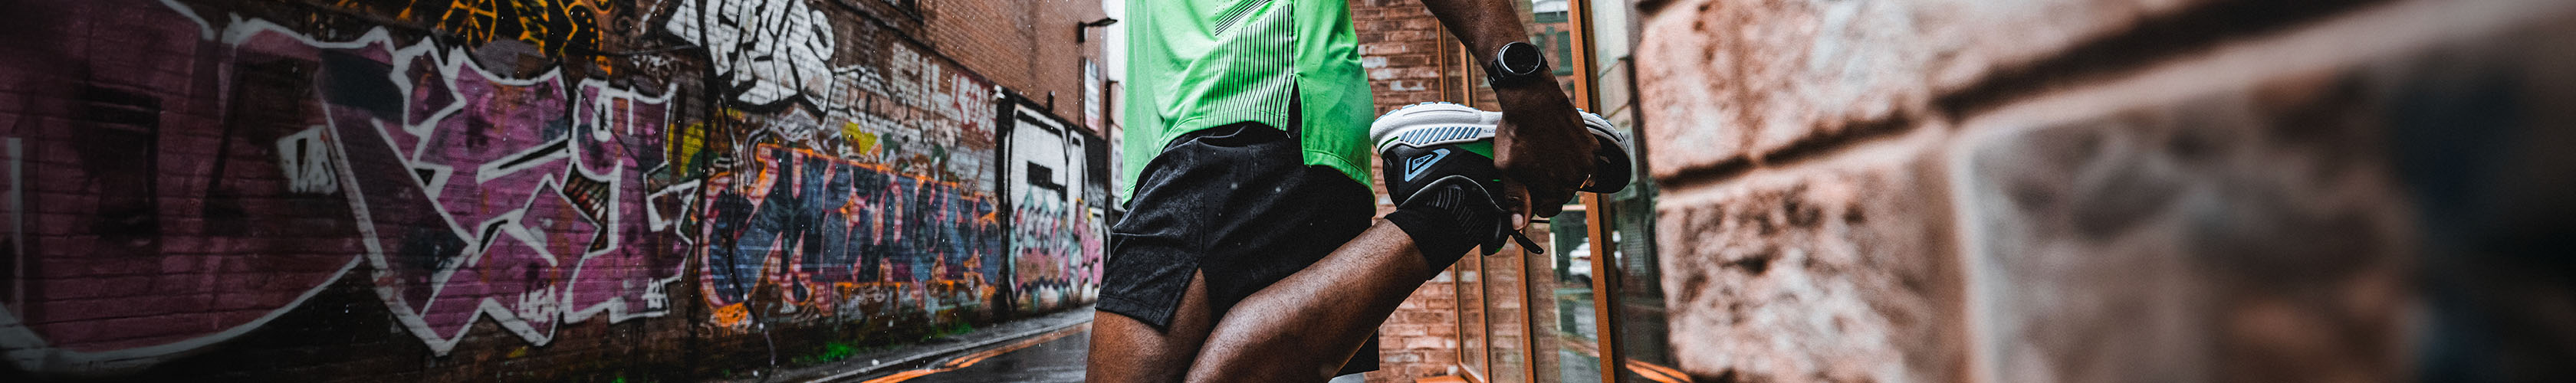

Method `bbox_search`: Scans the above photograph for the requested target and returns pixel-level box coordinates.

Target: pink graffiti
[0,1,687,372]
[1009,195,1103,310]
[339,42,688,350]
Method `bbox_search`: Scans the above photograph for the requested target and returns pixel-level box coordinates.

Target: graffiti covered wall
[1002,105,1106,313]
[0,0,1095,379]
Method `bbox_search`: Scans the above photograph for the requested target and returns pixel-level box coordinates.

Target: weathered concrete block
[1953,66,2420,383]
[1655,142,1966,383]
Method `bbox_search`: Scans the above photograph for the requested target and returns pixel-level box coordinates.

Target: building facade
[0,0,1110,380]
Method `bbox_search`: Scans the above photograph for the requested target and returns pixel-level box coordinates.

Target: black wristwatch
[1484,41,1551,89]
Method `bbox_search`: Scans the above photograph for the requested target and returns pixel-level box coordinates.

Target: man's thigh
[1089,123,1378,375]
[1087,271,1214,383]
[1093,123,1373,328]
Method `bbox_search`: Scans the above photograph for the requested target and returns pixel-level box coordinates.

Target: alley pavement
[853,324,1091,383]
[710,306,1094,383]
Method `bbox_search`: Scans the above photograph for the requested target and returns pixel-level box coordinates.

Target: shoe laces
[1507,230,1545,255]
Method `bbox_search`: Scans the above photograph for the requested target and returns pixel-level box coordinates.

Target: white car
[1563,243,1592,284]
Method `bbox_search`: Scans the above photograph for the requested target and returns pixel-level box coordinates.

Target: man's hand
[1416,0,1600,223]
[1493,84,1597,221]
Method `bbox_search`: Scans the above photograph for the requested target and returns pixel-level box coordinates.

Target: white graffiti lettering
[665,0,837,108]
[277,126,340,194]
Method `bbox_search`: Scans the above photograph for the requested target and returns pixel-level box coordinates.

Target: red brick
[1950,54,2435,383]
[918,0,1102,122]
[1654,142,1964,383]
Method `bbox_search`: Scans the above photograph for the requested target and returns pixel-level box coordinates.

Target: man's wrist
[1493,85,1573,116]
[1484,41,1553,90]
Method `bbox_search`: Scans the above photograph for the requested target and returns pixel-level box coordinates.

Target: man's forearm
[1420,0,1595,218]
[1419,0,1536,65]
[1420,0,1576,113]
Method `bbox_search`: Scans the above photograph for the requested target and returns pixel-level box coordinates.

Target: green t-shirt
[1119,0,1375,203]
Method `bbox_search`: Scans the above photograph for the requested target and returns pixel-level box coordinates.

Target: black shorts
[1099,122,1379,374]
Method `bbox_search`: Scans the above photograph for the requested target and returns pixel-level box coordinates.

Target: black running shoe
[1372,103,1566,258]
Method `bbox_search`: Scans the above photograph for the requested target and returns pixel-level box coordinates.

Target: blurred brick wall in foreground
[1638,0,2576,381]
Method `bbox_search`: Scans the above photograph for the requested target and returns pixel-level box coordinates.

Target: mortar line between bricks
[1655,113,1918,194]
[1651,124,1951,208]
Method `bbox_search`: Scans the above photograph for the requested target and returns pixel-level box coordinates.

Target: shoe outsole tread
[1370,102,1636,193]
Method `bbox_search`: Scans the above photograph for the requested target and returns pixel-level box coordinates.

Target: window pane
[1485,226,1536,383]
[1457,250,1489,378]
[1605,181,1683,382]
[1530,0,1579,97]
[1537,208,1603,383]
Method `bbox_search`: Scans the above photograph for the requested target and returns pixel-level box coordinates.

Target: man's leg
[1183,224,1432,382]
[1086,271,1215,383]
[1088,122,1382,382]
[1182,102,1630,382]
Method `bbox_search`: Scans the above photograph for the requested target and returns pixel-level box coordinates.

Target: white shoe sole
[1369,102,1636,188]
[1371,102,1498,152]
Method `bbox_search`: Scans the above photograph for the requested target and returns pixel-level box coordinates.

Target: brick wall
[1371,273,1467,381]
[1354,0,1454,114]
[1639,0,2576,381]
[0,0,1102,381]
[1350,0,1470,381]
[919,0,1107,126]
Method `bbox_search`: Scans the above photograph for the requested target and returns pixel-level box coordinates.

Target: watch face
[1500,42,1545,76]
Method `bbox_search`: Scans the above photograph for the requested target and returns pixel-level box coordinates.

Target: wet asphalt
[861,326,1092,383]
